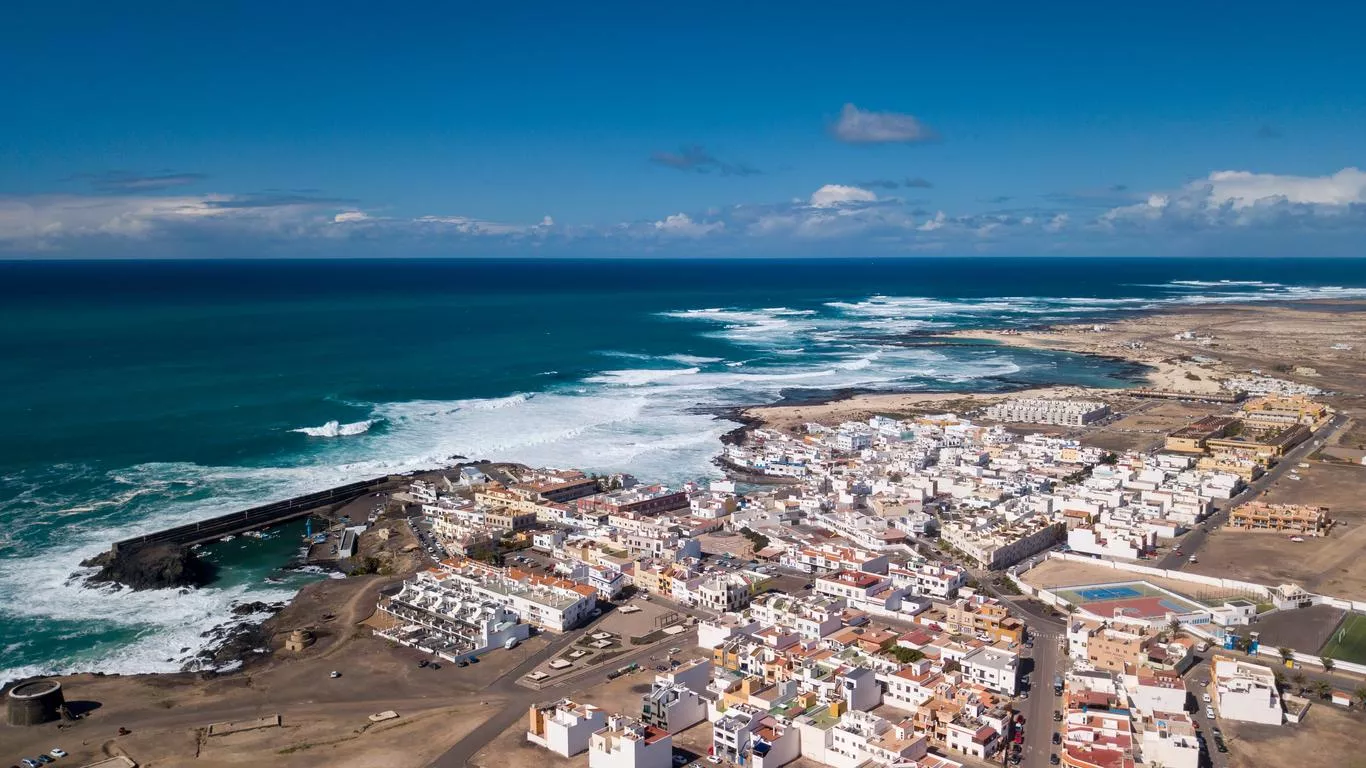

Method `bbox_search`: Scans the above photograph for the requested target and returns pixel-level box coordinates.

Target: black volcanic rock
[81,543,216,591]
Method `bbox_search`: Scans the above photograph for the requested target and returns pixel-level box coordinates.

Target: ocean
[2,256,1365,684]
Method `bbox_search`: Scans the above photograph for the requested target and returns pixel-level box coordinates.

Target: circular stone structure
[6,679,65,726]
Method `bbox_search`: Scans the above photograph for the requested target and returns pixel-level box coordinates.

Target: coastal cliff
[81,543,216,591]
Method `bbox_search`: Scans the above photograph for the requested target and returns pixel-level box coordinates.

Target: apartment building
[815,570,893,602]
[939,518,1064,569]
[942,595,1025,645]
[588,715,672,768]
[1211,656,1283,725]
[747,593,844,641]
[984,398,1111,427]
[434,558,598,633]
[374,569,531,658]
[527,699,607,757]
[1060,708,1135,768]
[959,646,1018,695]
[1164,416,1237,453]
[782,543,889,574]
[1081,625,1152,673]
[1227,502,1330,535]
[888,562,967,600]
[577,486,690,518]
[1237,396,1329,428]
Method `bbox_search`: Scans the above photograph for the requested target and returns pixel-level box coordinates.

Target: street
[1019,627,1063,768]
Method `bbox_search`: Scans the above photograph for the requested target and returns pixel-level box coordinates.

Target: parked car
[1202,693,1211,703]
[1205,706,1215,719]
[1050,755,1060,765]
[1052,733,1061,745]
[329,670,341,678]
[49,750,67,760]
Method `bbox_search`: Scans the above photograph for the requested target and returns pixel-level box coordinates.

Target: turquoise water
[2,256,1364,683]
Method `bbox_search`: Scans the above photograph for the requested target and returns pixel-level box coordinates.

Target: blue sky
[2,1,1365,257]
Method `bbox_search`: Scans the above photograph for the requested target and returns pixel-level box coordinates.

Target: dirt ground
[0,575,542,768]
[1187,462,1366,599]
[1081,400,1229,453]
[698,531,757,559]
[1245,605,1346,655]
[1226,698,1366,768]
[1020,558,1259,604]
[472,667,671,768]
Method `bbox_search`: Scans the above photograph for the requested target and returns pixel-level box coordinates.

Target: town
[333,383,1359,768]
[7,369,1366,768]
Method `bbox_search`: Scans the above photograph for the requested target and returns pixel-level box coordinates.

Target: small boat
[220,534,237,542]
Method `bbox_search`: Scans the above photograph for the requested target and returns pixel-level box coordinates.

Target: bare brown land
[1187,461,1366,599]
[0,573,541,767]
[744,302,1366,433]
[1225,700,1366,768]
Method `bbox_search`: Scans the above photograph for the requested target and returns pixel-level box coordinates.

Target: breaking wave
[291,419,378,437]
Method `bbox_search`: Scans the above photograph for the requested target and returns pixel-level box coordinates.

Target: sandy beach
[744,301,1366,431]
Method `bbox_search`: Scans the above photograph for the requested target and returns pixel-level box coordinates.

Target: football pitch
[1320,612,1366,665]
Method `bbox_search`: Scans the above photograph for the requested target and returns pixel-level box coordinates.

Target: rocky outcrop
[81,543,216,591]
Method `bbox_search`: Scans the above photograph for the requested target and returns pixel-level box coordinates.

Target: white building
[589,715,673,768]
[984,398,1111,427]
[1212,656,1283,725]
[527,699,607,757]
[959,646,1018,696]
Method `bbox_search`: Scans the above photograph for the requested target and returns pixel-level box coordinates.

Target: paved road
[1158,413,1348,570]
[429,620,699,768]
[1019,628,1063,768]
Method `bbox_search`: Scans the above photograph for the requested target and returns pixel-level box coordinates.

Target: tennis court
[1054,580,1207,623]
[1320,612,1366,665]
[1073,585,1144,601]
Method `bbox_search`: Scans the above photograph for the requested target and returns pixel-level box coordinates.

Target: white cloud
[1043,213,1069,233]
[832,103,937,144]
[917,211,947,231]
[809,184,877,208]
[333,210,370,223]
[1103,167,1366,230]
[1204,167,1366,209]
[653,213,724,237]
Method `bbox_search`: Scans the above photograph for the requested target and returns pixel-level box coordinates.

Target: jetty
[109,476,393,555]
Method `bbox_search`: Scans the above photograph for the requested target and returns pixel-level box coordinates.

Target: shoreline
[8,299,1366,691]
[738,299,1366,432]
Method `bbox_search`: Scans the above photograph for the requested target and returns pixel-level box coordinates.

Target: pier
[109,476,395,555]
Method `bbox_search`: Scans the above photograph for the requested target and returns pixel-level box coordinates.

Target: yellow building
[1164,416,1237,453]
[1227,502,1330,535]
[1238,396,1330,429]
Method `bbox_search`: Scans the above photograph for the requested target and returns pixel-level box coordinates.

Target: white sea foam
[291,419,378,437]
[586,367,702,386]
[22,280,1359,683]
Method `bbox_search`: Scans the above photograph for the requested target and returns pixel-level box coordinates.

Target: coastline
[739,299,1366,432]
[4,297,1366,765]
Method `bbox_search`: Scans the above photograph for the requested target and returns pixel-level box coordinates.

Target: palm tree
[1291,671,1307,693]
[1313,680,1332,699]
[1354,687,1366,708]
[1166,619,1182,639]
[1278,646,1295,664]
[1321,656,1335,673]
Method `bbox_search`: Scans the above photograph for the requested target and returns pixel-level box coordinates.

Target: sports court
[1320,612,1366,665]
[1054,580,1208,623]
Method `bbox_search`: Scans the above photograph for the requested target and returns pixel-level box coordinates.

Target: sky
[2,1,1365,258]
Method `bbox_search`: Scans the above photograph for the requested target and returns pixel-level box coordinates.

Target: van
[1196,642,1209,652]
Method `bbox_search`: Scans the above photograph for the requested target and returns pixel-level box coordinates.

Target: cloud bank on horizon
[3,166,1365,258]
[3,4,1364,259]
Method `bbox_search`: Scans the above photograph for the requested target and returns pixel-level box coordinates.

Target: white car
[50,749,68,759]
[1205,706,1215,719]
[1202,693,1211,703]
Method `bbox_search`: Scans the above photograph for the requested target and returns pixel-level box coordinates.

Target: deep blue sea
[3,256,1365,683]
